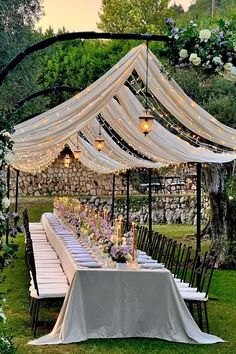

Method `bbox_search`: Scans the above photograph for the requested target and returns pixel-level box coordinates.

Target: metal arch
[0,31,171,87]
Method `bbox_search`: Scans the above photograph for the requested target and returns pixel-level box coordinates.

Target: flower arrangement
[165,18,236,81]
[110,245,132,263]
[54,197,133,263]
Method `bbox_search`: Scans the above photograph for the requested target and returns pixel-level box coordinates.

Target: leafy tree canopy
[97,0,177,33]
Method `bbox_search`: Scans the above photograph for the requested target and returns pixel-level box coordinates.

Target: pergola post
[196,163,202,252]
[111,173,116,224]
[148,168,153,246]
[5,166,10,244]
[14,169,20,227]
[126,170,130,231]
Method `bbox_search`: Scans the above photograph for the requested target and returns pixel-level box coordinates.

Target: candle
[131,222,136,261]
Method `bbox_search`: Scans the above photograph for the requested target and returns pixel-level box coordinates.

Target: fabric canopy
[12,44,236,173]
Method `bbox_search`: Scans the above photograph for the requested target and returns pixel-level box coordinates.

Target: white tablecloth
[29,213,223,345]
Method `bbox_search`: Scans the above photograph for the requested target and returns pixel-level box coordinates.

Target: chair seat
[31,278,67,285]
[181,291,208,301]
[35,259,60,264]
[176,281,190,287]
[30,289,68,299]
[178,286,198,292]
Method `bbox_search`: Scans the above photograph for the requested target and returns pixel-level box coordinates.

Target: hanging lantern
[95,135,105,152]
[74,146,81,160]
[139,109,154,136]
[64,154,71,168]
[139,40,154,136]
[95,120,105,152]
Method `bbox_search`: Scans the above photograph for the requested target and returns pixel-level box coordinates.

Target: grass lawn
[1,197,235,353]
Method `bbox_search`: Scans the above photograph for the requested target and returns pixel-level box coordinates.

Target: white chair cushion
[181,291,208,301]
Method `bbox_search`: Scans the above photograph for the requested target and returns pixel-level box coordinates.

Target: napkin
[137,259,157,264]
[142,263,164,269]
[74,257,95,263]
[78,261,100,268]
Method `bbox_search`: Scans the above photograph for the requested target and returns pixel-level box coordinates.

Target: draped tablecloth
[29,265,224,345]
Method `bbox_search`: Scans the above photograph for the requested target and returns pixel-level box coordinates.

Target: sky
[37,0,193,32]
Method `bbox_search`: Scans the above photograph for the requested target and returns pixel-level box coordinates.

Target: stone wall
[8,157,134,197]
[79,195,209,225]
[8,157,197,197]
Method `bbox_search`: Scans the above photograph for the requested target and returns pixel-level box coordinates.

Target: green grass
[1,197,235,353]
[1,234,236,354]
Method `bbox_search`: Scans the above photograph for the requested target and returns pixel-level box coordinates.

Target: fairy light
[128,74,229,153]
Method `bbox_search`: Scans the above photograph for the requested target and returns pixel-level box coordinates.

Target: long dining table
[29,213,223,345]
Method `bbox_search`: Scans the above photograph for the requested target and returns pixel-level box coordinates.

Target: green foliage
[0,334,17,354]
[35,39,136,108]
[97,0,171,33]
[226,175,236,201]
[164,19,236,76]
[187,0,236,22]
[168,68,236,127]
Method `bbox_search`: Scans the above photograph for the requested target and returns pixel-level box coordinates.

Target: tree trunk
[202,163,236,267]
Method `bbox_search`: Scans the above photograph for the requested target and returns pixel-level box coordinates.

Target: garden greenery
[0,127,18,353]
[165,18,236,81]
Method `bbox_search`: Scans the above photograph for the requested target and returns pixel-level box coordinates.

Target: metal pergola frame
[1,31,202,252]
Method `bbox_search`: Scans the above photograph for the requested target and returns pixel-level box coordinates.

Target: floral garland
[165,18,236,81]
[0,128,17,352]
[0,129,14,239]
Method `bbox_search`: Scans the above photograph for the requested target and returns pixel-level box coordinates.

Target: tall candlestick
[131,222,136,261]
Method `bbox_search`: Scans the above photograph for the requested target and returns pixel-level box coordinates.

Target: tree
[163,16,236,265]
[183,0,236,24]
[97,0,171,34]
[0,0,44,124]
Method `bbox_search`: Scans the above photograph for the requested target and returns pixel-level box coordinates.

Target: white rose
[0,211,5,221]
[189,53,198,62]
[213,56,223,65]
[192,57,201,66]
[199,29,211,42]
[2,196,10,209]
[224,62,233,71]
[229,196,234,201]
[174,34,179,40]
[4,151,14,165]
[179,49,188,59]
[2,131,11,138]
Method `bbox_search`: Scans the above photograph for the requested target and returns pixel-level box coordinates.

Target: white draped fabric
[12,44,236,173]
[103,86,235,164]
[135,48,236,149]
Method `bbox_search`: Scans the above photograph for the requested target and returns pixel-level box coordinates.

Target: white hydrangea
[199,29,211,42]
[213,56,223,65]
[179,49,188,59]
[2,196,10,209]
[0,211,5,221]
[189,53,198,62]
[189,53,201,66]
[192,57,202,66]
[4,151,14,165]
[224,62,233,71]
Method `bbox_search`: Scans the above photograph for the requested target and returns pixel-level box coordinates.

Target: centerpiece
[53,197,135,268]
